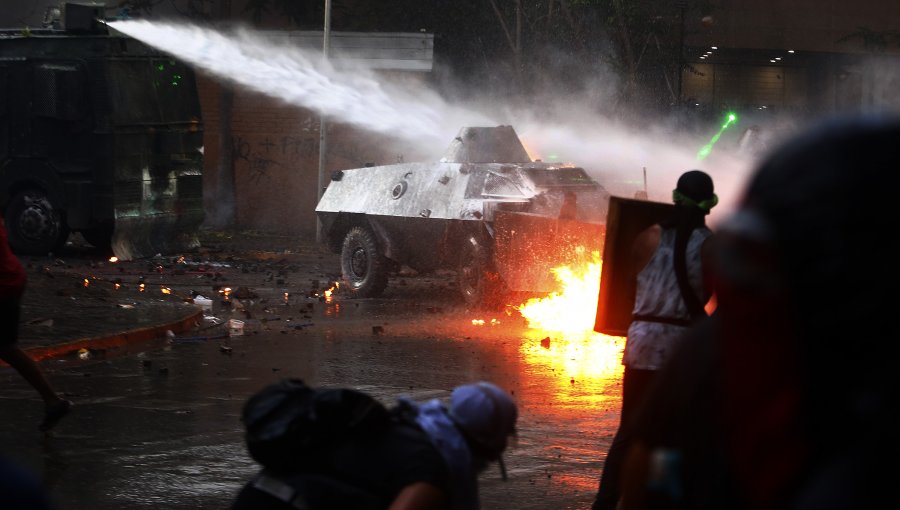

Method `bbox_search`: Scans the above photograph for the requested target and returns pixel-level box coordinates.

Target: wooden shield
[593,196,674,336]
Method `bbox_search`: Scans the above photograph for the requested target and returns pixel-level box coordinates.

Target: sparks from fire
[516,251,624,381]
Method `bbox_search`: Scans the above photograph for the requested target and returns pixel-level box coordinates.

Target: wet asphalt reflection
[1,284,624,509]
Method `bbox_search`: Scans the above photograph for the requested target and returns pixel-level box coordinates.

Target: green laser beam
[697,112,739,160]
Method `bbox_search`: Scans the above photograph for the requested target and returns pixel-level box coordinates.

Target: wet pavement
[0,229,625,509]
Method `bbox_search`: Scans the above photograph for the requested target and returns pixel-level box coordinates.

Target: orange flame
[322,282,339,303]
[516,251,624,381]
[109,256,118,263]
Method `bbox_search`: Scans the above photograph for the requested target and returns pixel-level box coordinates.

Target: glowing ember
[176,256,185,264]
[321,282,339,303]
[515,250,625,381]
[83,278,90,287]
[161,287,172,295]
[471,318,500,326]
[109,256,118,263]
[114,283,121,290]
[139,283,146,292]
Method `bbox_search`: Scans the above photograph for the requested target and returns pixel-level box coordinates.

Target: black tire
[458,234,506,308]
[4,190,69,255]
[340,226,389,298]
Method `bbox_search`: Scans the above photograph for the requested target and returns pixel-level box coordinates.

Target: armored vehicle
[315,126,609,305]
[0,3,204,258]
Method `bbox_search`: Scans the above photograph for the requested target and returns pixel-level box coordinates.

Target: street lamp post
[676,1,686,106]
[316,0,332,243]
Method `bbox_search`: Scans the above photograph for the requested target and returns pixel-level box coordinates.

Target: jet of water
[108,20,494,146]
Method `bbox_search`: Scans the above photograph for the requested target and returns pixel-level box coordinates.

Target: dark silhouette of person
[592,170,718,510]
[232,380,517,510]
[0,214,72,432]
[619,115,900,510]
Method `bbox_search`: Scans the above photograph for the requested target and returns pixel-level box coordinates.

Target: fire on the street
[516,250,625,381]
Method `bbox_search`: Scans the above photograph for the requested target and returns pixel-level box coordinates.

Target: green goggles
[673,189,718,212]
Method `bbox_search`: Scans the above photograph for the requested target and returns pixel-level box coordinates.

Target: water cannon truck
[0,2,204,259]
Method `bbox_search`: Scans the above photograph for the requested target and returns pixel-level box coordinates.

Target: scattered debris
[372,325,384,335]
[541,337,551,349]
[227,319,245,336]
[192,295,213,311]
[219,345,233,355]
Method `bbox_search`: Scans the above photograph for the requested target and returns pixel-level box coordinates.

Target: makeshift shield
[594,196,674,336]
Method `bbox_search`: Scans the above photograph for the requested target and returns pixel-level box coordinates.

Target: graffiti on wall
[232,135,319,183]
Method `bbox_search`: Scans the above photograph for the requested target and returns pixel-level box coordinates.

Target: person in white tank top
[592,170,718,510]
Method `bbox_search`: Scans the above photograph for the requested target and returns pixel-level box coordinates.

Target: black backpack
[241,378,392,474]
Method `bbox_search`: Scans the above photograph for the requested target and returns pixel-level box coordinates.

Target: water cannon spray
[696,112,739,160]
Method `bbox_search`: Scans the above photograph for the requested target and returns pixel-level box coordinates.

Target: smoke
[109,19,762,224]
[484,96,758,225]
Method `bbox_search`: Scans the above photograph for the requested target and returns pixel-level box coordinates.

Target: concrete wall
[197,73,431,237]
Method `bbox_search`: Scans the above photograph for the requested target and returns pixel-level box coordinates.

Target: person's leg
[1,297,72,431]
[0,346,72,431]
[592,367,658,510]
[0,345,62,403]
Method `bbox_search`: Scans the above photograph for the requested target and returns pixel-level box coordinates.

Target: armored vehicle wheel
[458,234,505,308]
[4,190,69,255]
[341,226,389,297]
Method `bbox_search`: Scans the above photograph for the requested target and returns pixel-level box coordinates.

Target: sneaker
[39,399,73,432]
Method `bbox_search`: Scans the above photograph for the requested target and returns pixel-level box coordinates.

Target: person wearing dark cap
[592,170,718,510]
[620,115,900,510]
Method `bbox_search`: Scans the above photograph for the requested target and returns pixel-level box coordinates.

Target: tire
[457,234,506,308]
[4,190,69,255]
[340,226,389,298]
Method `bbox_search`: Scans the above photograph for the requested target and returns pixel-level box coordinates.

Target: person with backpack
[231,379,518,510]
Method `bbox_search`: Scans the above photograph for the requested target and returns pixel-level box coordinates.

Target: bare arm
[700,234,717,313]
[387,482,447,510]
[631,224,662,278]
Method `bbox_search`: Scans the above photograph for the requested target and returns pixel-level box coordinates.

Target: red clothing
[0,215,27,298]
